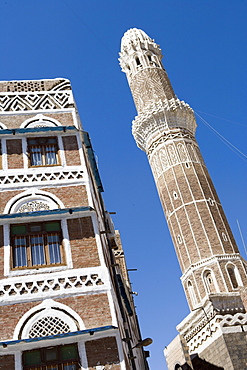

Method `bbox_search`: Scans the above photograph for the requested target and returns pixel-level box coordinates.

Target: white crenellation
[4,79,72,93]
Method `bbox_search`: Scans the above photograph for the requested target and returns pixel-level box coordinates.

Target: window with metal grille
[11,221,64,269]
[28,137,59,167]
[23,344,79,370]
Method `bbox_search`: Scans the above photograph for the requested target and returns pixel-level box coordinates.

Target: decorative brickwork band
[0,268,107,304]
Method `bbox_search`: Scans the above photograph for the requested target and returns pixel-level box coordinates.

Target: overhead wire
[196,110,247,127]
[195,111,247,162]
[61,0,116,56]
[237,220,247,256]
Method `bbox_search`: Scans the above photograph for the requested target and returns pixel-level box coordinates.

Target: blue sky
[1,1,247,369]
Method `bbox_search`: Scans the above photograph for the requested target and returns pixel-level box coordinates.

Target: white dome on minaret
[119,28,163,76]
[120,28,161,53]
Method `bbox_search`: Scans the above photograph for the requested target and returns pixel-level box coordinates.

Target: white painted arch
[13,299,85,340]
[20,114,62,128]
[5,188,64,214]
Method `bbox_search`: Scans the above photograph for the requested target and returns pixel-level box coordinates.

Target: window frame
[0,139,2,169]
[22,343,80,370]
[27,136,60,167]
[10,220,65,270]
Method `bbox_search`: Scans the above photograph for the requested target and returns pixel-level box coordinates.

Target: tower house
[120,28,247,369]
[0,78,150,370]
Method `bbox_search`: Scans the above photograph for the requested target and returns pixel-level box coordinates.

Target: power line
[61,0,116,56]
[237,220,247,256]
[195,111,247,162]
[196,110,247,127]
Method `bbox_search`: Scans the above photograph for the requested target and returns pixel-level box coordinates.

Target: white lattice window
[29,316,70,338]
[16,300,82,340]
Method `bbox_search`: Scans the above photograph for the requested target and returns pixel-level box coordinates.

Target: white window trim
[4,216,73,276]
[226,262,243,289]
[202,268,219,294]
[4,189,64,214]
[1,138,7,171]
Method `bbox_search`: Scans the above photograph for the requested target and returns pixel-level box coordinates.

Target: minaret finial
[119,28,176,115]
[120,28,196,152]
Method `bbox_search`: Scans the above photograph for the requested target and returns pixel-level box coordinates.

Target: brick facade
[6,139,23,169]
[86,337,120,369]
[0,111,74,129]
[42,185,89,208]
[0,76,148,369]
[68,217,100,268]
[0,294,112,341]
[0,355,15,370]
[62,135,81,166]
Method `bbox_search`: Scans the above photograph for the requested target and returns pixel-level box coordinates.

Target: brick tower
[120,28,247,369]
[0,78,150,369]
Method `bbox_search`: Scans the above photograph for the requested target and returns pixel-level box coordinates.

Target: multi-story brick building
[120,28,247,369]
[0,78,150,369]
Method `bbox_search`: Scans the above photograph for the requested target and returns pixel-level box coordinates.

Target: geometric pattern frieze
[186,312,247,352]
[0,170,84,187]
[147,131,194,155]
[0,272,105,303]
[0,91,73,112]
[148,142,201,181]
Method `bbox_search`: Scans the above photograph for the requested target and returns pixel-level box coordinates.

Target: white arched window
[226,263,243,289]
[14,299,84,340]
[203,269,218,294]
[20,114,62,128]
[5,189,63,214]
[187,280,197,308]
